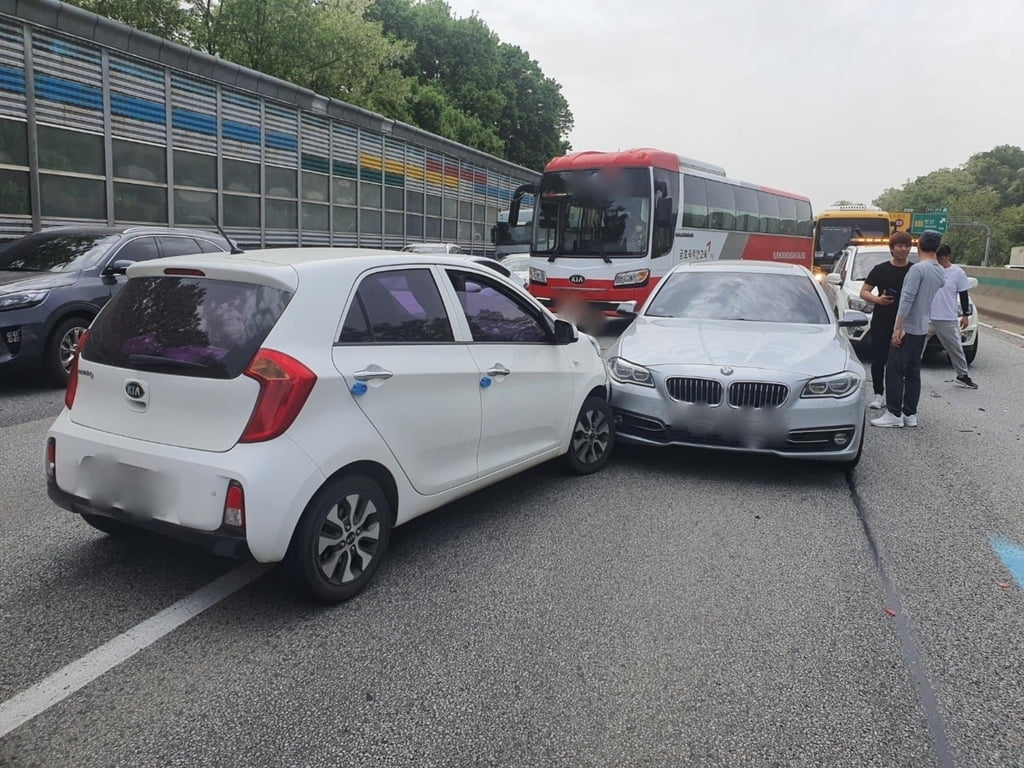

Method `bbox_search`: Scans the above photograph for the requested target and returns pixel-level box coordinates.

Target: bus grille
[728,382,788,408]
[665,377,723,405]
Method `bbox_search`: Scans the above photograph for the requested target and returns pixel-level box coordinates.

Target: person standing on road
[860,231,914,410]
[929,244,978,389]
[871,229,948,428]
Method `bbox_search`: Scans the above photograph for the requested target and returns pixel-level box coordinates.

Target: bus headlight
[613,268,650,287]
[529,266,547,284]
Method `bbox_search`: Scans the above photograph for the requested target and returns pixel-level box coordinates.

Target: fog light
[833,433,850,446]
[223,480,245,528]
[5,329,20,344]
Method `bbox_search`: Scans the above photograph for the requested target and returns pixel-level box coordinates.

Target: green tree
[70,0,191,43]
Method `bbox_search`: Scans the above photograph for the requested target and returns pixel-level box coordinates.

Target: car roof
[17,225,229,239]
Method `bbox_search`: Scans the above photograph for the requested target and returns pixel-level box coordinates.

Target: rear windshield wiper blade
[127,354,209,370]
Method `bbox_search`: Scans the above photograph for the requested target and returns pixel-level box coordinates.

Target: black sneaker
[955,374,978,389]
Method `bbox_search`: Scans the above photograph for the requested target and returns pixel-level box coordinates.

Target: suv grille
[728,382,788,408]
[665,377,722,405]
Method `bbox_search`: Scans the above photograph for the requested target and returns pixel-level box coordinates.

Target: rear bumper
[48,480,252,559]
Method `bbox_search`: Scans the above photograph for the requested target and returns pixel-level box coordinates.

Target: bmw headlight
[850,297,874,313]
[607,356,655,387]
[529,266,547,284]
[801,372,862,398]
[613,268,650,287]
[0,288,49,311]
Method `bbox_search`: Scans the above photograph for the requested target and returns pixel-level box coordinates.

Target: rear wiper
[127,354,208,370]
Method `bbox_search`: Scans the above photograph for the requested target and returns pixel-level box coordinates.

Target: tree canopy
[66,0,572,171]
[874,145,1024,266]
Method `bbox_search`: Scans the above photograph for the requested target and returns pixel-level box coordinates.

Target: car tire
[563,396,615,475]
[964,334,978,364]
[45,316,90,386]
[80,513,143,537]
[833,418,865,472]
[286,474,393,603]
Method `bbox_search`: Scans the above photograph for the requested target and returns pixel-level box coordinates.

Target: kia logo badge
[569,274,585,285]
[125,381,145,399]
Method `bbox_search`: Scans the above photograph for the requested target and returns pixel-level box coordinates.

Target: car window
[157,236,204,258]
[339,268,454,344]
[115,236,160,262]
[84,277,292,379]
[647,271,830,324]
[196,238,227,253]
[0,232,120,272]
[447,269,549,342]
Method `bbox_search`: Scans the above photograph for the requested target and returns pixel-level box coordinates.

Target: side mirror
[616,300,638,318]
[966,277,979,290]
[552,318,577,344]
[825,273,842,286]
[654,197,674,226]
[838,309,869,328]
[102,259,135,277]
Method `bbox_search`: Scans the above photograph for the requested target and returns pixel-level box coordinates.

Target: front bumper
[610,376,865,462]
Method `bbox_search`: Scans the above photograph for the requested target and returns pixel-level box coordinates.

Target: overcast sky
[444,0,1023,214]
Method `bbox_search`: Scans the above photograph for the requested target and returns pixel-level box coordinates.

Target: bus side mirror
[655,197,673,226]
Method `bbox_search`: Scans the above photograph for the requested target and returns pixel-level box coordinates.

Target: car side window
[157,236,204,258]
[339,268,454,344]
[114,236,160,262]
[196,238,227,253]
[447,269,550,343]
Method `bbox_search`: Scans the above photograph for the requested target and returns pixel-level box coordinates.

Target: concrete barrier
[963,266,1024,325]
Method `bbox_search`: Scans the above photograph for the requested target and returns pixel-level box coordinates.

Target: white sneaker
[868,394,885,410]
[903,414,918,427]
[871,412,904,428]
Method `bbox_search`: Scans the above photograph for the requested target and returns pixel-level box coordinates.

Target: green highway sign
[910,207,949,234]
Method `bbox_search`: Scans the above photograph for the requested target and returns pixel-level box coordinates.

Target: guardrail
[963,266,1024,326]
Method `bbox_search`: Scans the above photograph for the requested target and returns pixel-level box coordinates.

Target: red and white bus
[507,148,814,315]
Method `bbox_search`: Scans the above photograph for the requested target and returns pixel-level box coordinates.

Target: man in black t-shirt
[860,231,913,409]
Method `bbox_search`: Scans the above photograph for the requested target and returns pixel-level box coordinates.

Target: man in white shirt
[929,244,978,389]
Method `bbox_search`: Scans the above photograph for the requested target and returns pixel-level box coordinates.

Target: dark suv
[0,226,232,385]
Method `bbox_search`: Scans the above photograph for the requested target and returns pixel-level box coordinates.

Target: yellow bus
[813,205,892,271]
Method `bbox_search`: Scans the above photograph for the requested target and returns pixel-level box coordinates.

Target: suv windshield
[647,271,830,324]
[533,167,651,258]
[84,276,293,379]
[0,232,121,272]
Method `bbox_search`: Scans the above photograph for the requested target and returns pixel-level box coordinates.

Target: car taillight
[239,349,316,443]
[45,437,56,481]
[223,480,245,528]
[64,330,88,409]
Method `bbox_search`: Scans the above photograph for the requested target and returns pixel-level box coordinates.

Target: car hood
[0,270,80,292]
[610,317,851,376]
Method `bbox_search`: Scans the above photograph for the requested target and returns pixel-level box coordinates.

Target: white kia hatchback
[46,249,614,602]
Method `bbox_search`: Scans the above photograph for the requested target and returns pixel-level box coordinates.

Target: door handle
[354,367,394,382]
[486,364,511,377]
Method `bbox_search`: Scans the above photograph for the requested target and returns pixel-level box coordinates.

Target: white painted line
[0,561,269,739]
[980,321,1024,341]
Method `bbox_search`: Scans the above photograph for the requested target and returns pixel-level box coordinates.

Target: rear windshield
[84,276,292,379]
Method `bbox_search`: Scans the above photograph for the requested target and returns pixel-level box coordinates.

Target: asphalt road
[1,326,1023,767]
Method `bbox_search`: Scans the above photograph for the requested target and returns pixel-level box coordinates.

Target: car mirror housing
[838,309,870,328]
[825,273,842,286]
[552,318,577,344]
[101,259,135,277]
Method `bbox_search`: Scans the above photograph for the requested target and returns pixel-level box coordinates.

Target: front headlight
[0,288,49,311]
[529,266,547,284]
[613,268,650,287]
[849,297,873,313]
[606,356,655,387]
[801,372,862,398]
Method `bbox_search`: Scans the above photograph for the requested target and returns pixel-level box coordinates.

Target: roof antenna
[208,217,244,255]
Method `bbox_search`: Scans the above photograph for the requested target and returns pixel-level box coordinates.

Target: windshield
[851,249,919,281]
[492,209,533,247]
[817,218,889,254]
[646,271,830,324]
[533,167,651,258]
[0,232,121,272]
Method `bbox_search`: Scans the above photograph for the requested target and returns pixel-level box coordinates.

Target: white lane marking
[0,561,269,739]
[980,321,1024,341]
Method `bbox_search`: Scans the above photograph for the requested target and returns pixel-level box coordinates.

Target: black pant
[870,317,896,395]
[885,333,928,416]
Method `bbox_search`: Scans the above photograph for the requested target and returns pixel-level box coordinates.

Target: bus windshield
[533,167,651,259]
[817,217,889,254]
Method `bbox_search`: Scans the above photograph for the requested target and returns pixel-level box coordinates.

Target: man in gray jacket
[871,229,948,428]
